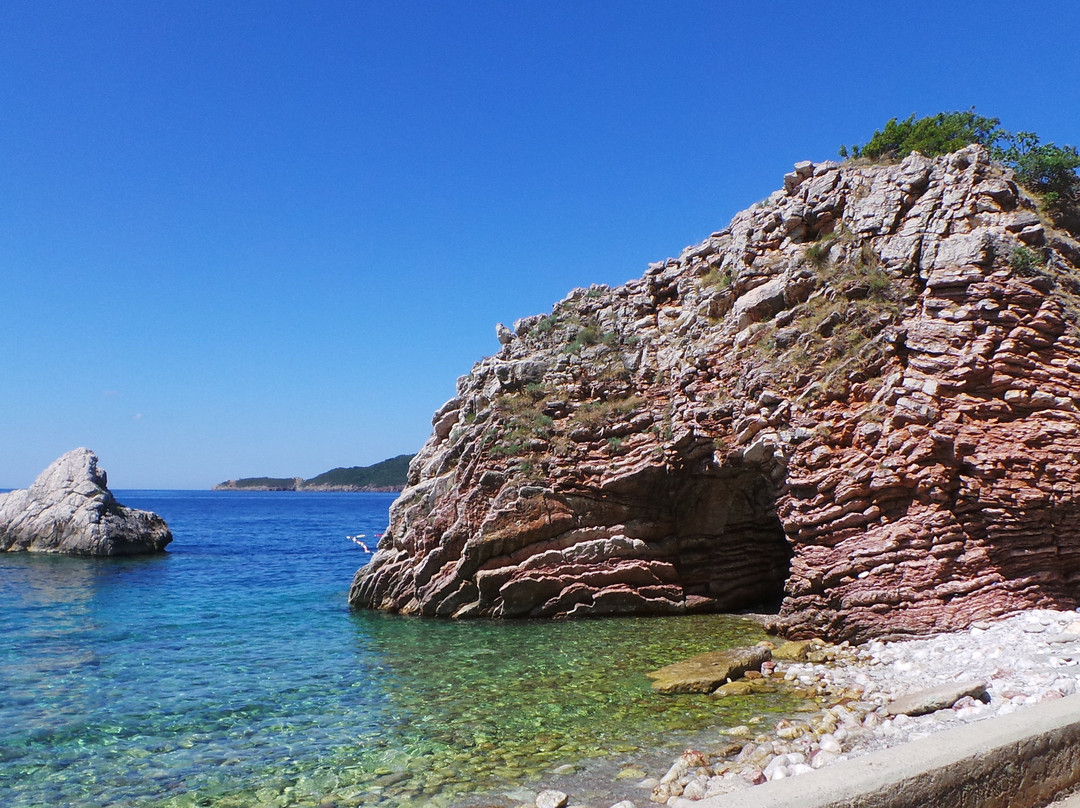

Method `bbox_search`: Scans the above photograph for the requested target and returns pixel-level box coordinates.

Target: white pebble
[1054,678,1078,695]
[681,779,707,800]
[762,756,789,780]
[818,734,842,754]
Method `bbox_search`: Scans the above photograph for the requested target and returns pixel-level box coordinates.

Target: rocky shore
[501,608,1080,808]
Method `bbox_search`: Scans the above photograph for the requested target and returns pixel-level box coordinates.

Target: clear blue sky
[2,1,1078,489]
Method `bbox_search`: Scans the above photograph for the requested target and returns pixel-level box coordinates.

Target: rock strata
[0,448,171,555]
[351,145,1080,642]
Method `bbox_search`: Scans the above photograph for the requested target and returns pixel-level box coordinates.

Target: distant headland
[212,454,414,492]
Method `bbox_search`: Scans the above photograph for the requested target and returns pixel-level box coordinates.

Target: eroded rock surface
[0,448,172,555]
[351,146,1080,641]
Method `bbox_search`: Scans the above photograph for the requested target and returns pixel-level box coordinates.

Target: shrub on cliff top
[840,111,1080,216]
[840,111,1004,160]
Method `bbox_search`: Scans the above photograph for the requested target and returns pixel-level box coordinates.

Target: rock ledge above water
[0,448,171,555]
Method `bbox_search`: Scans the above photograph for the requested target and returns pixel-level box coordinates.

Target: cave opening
[667,467,792,613]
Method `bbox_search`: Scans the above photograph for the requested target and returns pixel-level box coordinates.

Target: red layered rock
[350,146,1080,641]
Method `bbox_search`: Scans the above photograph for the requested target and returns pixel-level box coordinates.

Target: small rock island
[0,448,171,555]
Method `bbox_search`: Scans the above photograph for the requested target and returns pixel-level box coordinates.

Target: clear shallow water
[1,491,795,807]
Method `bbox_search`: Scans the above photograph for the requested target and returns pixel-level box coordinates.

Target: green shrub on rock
[1000,132,1080,211]
[840,111,1080,222]
[840,111,1005,161]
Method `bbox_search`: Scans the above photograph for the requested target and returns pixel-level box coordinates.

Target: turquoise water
[1,491,792,807]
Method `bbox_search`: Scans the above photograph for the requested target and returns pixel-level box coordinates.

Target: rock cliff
[350,145,1080,642]
[0,448,172,555]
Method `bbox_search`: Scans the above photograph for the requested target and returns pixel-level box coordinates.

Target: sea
[1,491,799,808]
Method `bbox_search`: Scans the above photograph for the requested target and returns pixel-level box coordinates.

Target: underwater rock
[647,646,771,694]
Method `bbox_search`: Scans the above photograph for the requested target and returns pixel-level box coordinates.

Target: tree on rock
[841,111,1080,228]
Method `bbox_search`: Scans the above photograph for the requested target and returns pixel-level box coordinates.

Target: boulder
[647,646,770,694]
[0,448,171,555]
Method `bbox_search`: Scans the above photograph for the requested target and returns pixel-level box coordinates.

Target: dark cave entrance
[666,467,792,612]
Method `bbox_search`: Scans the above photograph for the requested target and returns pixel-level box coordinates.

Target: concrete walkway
[683,692,1080,808]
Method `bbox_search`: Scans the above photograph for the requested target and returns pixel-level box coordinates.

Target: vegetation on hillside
[303,454,414,488]
[840,111,1080,224]
[213,477,300,490]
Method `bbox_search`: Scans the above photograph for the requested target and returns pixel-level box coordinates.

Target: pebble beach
[520,608,1080,808]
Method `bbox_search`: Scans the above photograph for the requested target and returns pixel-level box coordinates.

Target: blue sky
[2,1,1079,488]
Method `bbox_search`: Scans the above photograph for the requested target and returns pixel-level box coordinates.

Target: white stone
[818,734,842,754]
[536,789,569,808]
[681,779,707,800]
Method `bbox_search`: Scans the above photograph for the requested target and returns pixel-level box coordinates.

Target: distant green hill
[302,454,414,490]
[212,454,414,492]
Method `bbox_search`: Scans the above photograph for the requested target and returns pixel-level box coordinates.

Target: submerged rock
[0,448,171,555]
[646,646,770,694]
[350,145,1080,642]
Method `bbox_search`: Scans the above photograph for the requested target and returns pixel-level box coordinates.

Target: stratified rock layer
[350,146,1080,641]
[0,448,172,555]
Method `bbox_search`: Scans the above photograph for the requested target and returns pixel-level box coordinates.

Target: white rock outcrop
[0,448,171,555]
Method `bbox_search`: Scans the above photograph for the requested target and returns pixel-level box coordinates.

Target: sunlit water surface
[1,491,796,807]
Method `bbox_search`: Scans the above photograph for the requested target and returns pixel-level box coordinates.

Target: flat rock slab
[647,647,770,694]
[886,680,988,717]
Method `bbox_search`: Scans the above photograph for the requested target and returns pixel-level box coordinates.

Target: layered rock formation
[350,145,1080,641]
[0,448,172,555]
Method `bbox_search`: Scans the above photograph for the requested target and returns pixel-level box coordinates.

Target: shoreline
[481,607,1080,808]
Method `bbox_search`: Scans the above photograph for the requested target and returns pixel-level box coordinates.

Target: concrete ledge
[692,692,1080,808]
